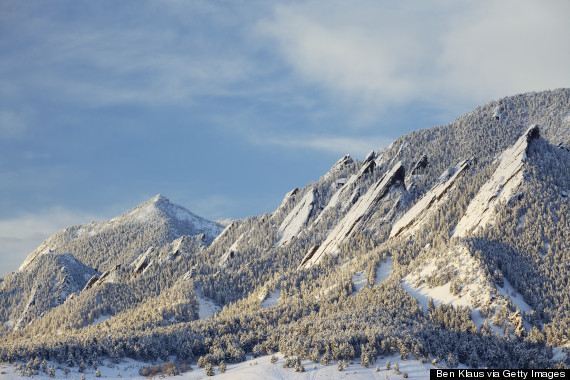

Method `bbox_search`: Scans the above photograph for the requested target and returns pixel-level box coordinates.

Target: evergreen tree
[205,362,214,376]
[394,362,401,375]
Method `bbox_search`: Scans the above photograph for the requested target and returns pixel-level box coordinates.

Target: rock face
[324,154,353,179]
[391,159,471,239]
[314,153,377,227]
[410,154,429,175]
[276,188,299,212]
[453,125,540,238]
[277,188,316,246]
[299,162,405,269]
[405,154,430,190]
[131,247,154,275]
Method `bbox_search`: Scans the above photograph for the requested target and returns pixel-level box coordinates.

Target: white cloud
[0,208,101,276]
[258,0,570,108]
[248,132,392,158]
[0,1,262,107]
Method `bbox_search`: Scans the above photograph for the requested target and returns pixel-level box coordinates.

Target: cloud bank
[259,0,570,109]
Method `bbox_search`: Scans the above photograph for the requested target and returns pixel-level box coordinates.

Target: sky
[1,0,569,275]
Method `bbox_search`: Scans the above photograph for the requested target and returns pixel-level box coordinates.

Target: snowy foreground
[0,352,467,379]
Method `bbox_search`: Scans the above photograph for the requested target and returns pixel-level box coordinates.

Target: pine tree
[219,361,226,373]
[394,362,401,375]
[205,362,214,376]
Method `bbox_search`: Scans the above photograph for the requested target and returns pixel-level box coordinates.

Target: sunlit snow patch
[91,314,112,326]
[260,288,281,308]
[374,256,394,285]
[196,286,221,319]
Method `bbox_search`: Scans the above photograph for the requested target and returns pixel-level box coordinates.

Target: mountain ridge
[1,89,570,373]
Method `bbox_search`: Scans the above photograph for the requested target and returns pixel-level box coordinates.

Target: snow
[191,353,457,380]
[275,188,299,213]
[195,286,221,319]
[260,288,281,308]
[394,141,409,159]
[0,357,157,379]
[114,194,225,242]
[18,195,224,272]
[314,156,377,227]
[552,346,570,363]
[0,352,469,380]
[374,257,394,285]
[335,177,348,186]
[313,186,343,225]
[454,126,539,238]
[401,243,535,333]
[324,154,353,179]
[91,314,112,326]
[315,283,339,302]
[492,105,503,119]
[189,353,455,380]
[300,162,405,269]
[219,232,245,266]
[401,246,495,321]
[352,257,394,294]
[496,277,533,313]
[391,160,470,238]
[0,349,467,380]
[277,188,315,246]
[352,271,368,293]
[211,220,238,246]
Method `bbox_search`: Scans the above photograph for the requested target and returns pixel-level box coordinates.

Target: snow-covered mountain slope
[404,154,429,191]
[277,188,316,246]
[313,151,376,227]
[453,125,539,238]
[19,194,224,273]
[299,161,406,269]
[98,194,223,244]
[274,188,299,214]
[2,252,98,331]
[401,244,524,333]
[0,195,223,332]
[323,154,353,180]
[2,89,570,371]
[391,159,471,239]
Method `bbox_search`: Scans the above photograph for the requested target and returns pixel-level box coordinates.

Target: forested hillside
[1,89,569,377]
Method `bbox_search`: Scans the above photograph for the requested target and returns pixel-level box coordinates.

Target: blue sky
[1,0,569,275]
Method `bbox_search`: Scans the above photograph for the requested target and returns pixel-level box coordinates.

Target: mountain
[0,195,222,333]
[19,194,223,272]
[1,89,569,375]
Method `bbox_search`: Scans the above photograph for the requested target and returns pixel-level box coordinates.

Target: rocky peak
[453,125,540,238]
